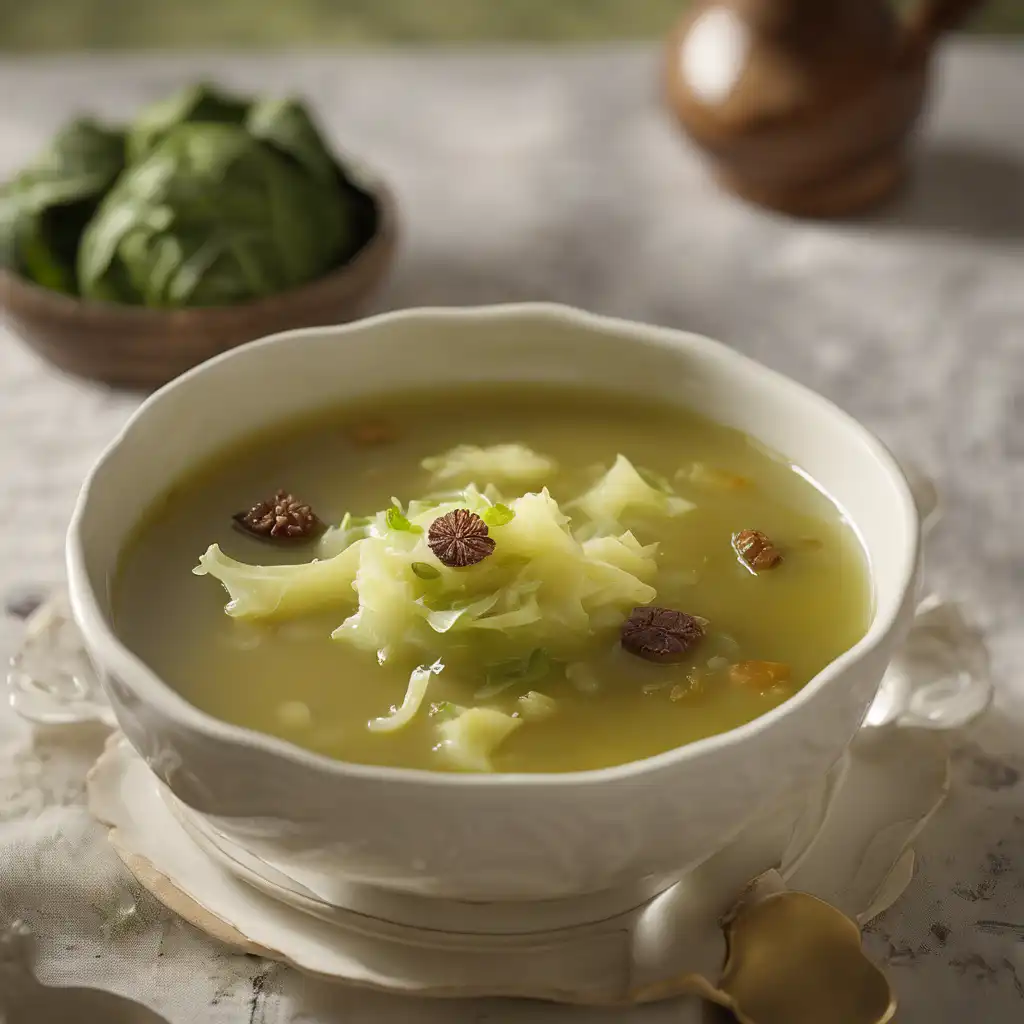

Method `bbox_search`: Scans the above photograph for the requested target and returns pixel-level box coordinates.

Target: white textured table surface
[1,43,1023,1023]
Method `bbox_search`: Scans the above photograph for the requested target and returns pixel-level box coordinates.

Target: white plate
[86,725,948,1008]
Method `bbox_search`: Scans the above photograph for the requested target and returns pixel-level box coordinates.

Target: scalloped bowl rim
[66,302,919,789]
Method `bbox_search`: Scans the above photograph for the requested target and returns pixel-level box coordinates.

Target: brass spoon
[0,920,171,1024]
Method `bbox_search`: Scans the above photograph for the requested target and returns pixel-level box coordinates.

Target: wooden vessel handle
[904,0,987,53]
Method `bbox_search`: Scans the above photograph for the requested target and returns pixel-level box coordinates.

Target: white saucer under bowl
[87,725,948,1006]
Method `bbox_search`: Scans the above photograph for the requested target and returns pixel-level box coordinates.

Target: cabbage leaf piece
[193,541,361,620]
[517,690,558,721]
[437,707,523,772]
[573,454,695,527]
[422,444,556,487]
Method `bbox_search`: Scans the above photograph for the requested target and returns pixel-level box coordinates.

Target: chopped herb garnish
[475,647,551,700]
[482,503,515,528]
[386,506,423,533]
[411,561,441,580]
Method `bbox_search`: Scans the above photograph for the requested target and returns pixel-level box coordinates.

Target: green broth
[114,385,871,773]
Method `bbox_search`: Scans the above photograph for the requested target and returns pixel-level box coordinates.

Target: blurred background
[3,0,1022,50]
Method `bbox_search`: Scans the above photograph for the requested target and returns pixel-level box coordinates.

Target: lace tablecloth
[2,44,1023,1022]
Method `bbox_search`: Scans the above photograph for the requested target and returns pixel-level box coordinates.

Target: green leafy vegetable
[1,118,125,292]
[193,541,361,620]
[411,561,441,580]
[476,647,551,700]
[573,454,695,526]
[246,97,339,191]
[127,82,249,165]
[78,122,350,307]
[385,506,423,533]
[481,503,515,528]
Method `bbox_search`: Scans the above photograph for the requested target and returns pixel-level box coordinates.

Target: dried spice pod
[621,606,707,663]
[427,508,496,568]
[733,529,783,572]
[233,489,324,542]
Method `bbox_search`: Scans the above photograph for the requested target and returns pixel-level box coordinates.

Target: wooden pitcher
[665,0,985,216]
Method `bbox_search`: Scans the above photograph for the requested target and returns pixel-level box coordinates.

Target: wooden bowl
[0,181,397,391]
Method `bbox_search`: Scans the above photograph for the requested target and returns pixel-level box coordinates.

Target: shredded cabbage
[194,449,700,745]
[574,454,695,526]
[196,476,667,658]
[422,444,556,486]
[368,660,444,733]
[438,707,523,771]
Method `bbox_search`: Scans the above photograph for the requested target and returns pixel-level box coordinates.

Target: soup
[114,385,871,773]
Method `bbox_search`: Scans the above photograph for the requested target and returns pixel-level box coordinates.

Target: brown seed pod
[733,529,783,572]
[620,606,707,663]
[427,508,496,568]
[233,490,324,542]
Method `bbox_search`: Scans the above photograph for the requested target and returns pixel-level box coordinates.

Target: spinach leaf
[246,97,339,191]
[127,82,249,164]
[78,122,350,308]
[1,118,125,293]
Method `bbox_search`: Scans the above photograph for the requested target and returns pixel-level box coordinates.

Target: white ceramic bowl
[67,304,921,912]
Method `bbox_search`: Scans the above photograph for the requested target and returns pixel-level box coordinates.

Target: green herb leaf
[476,647,551,700]
[481,503,515,528]
[411,561,441,580]
[385,506,423,533]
